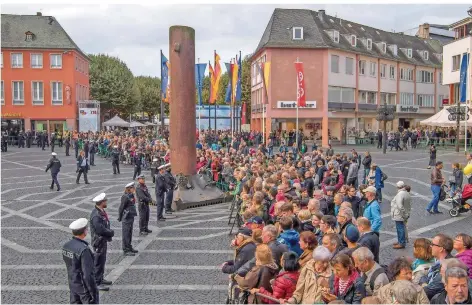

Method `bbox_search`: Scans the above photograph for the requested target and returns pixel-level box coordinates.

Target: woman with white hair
[286,246,333,304]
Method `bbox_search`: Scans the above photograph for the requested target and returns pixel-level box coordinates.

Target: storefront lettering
[1,113,22,118]
[396,105,419,113]
[277,101,316,109]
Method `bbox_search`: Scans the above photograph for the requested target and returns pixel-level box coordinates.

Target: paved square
[1,145,471,304]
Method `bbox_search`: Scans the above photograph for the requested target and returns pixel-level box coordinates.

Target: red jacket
[258,271,299,304]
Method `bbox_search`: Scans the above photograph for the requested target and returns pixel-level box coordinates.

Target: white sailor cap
[136,174,145,180]
[114,145,118,148]
[125,182,135,188]
[69,218,88,230]
[152,158,158,162]
[92,193,107,203]
[158,164,166,170]
[165,163,171,168]
[52,152,57,156]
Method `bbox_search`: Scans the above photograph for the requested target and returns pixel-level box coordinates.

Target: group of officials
[61,162,177,304]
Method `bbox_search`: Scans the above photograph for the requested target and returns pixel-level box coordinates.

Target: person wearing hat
[135,174,153,235]
[76,150,90,185]
[111,145,121,175]
[62,218,99,304]
[390,181,411,249]
[164,164,176,214]
[150,158,159,184]
[90,193,114,291]
[362,186,382,236]
[132,150,143,180]
[155,165,168,221]
[118,182,138,256]
[45,152,62,191]
[339,224,361,257]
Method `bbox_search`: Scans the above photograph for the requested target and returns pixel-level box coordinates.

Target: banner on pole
[459,53,469,103]
[294,62,306,107]
[195,63,207,105]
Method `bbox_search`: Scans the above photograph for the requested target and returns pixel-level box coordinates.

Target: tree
[135,76,161,120]
[241,56,252,120]
[89,54,137,118]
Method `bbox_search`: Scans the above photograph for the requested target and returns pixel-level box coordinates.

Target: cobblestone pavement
[1,145,471,304]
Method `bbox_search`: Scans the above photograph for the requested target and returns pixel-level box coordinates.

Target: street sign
[448,113,470,121]
[447,105,469,115]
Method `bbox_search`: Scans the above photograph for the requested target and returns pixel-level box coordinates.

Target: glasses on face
[430,243,442,248]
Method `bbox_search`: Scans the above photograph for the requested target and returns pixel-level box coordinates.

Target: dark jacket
[45,157,62,174]
[155,173,167,196]
[76,156,89,172]
[362,155,372,169]
[164,171,176,190]
[236,240,288,276]
[300,220,316,232]
[62,237,99,304]
[305,178,315,198]
[90,207,114,248]
[345,195,362,218]
[136,183,153,205]
[234,263,279,304]
[423,253,454,300]
[358,232,380,263]
[330,272,366,304]
[431,167,443,185]
[111,149,120,162]
[339,220,355,248]
[118,193,138,221]
[431,289,472,304]
[222,240,256,274]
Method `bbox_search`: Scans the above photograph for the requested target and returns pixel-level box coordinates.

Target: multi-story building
[413,23,455,44]
[251,8,449,146]
[1,12,90,133]
[442,11,472,105]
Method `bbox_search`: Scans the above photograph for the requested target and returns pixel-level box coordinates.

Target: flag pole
[296,57,300,151]
[198,58,201,133]
[214,50,217,131]
[231,58,234,140]
[160,50,165,135]
[466,49,470,153]
[208,60,211,130]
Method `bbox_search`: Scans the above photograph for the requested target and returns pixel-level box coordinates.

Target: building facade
[251,9,449,146]
[442,14,472,106]
[1,13,90,133]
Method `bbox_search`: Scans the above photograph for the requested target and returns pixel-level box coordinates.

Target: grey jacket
[347,162,359,181]
[391,188,411,221]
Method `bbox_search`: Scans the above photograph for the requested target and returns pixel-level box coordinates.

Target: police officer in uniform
[135,174,153,235]
[50,132,56,152]
[132,150,142,180]
[46,152,62,191]
[26,130,32,148]
[62,218,99,304]
[90,193,114,291]
[1,132,8,152]
[150,158,159,184]
[118,183,138,256]
[164,164,176,214]
[65,135,71,156]
[155,165,167,221]
[111,145,121,174]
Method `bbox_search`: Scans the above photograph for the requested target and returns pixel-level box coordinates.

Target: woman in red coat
[211,158,220,182]
[250,251,300,304]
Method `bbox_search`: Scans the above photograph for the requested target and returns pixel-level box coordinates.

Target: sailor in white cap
[62,218,99,303]
[45,151,62,191]
[90,193,114,290]
[155,164,168,221]
[118,182,138,256]
[151,158,159,183]
[163,163,176,214]
[135,174,153,235]
[111,145,121,174]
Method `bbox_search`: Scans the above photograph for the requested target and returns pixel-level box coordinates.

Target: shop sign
[277,101,316,109]
[1,112,22,118]
[396,105,419,113]
[442,98,449,105]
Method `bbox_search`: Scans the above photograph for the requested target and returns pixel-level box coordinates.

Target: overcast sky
[2,4,469,77]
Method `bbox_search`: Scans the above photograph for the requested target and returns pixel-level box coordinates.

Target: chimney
[36,12,42,16]
[418,23,430,39]
[318,9,325,21]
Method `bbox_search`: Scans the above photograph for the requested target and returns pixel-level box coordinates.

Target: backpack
[381,172,388,182]
[439,186,447,201]
[368,265,393,292]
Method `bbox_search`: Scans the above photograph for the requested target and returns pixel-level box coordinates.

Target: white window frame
[407,48,413,58]
[380,64,386,78]
[381,92,396,105]
[380,42,387,53]
[11,53,23,68]
[389,65,395,79]
[51,81,63,105]
[351,35,357,47]
[26,33,33,41]
[1,80,4,105]
[331,55,339,73]
[345,57,354,75]
[31,81,44,105]
[418,94,434,107]
[359,60,366,75]
[452,55,460,71]
[333,30,340,43]
[400,92,414,105]
[366,39,372,50]
[50,54,63,69]
[369,62,376,77]
[293,27,303,40]
[30,53,43,69]
[12,81,24,105]
[423,51,429,61]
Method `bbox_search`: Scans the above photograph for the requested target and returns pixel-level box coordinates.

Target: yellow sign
[1,113,22,118]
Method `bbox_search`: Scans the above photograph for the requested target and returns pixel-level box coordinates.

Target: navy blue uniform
[155,173,166,220]
[118,193,137,252]
[46,157,62,190]
[90,207,114,286]
[136,183,152,233]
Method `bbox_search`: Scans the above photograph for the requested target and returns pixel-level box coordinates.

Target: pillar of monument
[169,26,196,176]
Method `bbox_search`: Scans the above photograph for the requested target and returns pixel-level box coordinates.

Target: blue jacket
[363,200,382,232]
[374,167,384,189]
[277,229,302,256]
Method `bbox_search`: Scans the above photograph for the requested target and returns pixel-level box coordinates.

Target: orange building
[1,12,90,133]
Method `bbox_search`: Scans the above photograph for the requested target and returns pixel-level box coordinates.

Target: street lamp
[376,100,395,154]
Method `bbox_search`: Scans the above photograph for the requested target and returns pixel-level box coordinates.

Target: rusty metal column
[169,26,196,176]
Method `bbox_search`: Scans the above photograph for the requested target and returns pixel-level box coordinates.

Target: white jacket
[390,188,411,221]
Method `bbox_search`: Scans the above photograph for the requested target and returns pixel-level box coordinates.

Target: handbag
[448,175,456,183]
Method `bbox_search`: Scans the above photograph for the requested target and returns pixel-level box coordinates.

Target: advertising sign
[79,108,99,132]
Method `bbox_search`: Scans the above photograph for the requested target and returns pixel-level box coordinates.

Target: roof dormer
[25,31,35,41]
[325,29,340,43]
[350,35,357,47]
[376,42,387,53]
[400,48,413,58]
[388,44,398,56]
[434,53,443,62]
[292,27,303,40]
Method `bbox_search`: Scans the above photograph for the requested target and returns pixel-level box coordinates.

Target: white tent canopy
[102,115,130,127]
[420,106,472,127]
[144,122,157,126]
[130,121,145,128]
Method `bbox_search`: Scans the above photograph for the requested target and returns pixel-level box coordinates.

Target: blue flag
[235,52,242,102]
[460,53,469,103]
[224,62,232,103]
[195,63,207,105]
[161,51,169,99]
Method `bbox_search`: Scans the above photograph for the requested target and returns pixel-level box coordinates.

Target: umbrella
[102,115,130,127]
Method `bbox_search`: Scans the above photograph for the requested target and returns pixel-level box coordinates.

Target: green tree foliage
[135,76,161,119]
[241,56,251,119]
[89,54,137,117]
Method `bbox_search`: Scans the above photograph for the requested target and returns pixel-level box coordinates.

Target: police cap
[92,193,107,203]
[69,218,88,230]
